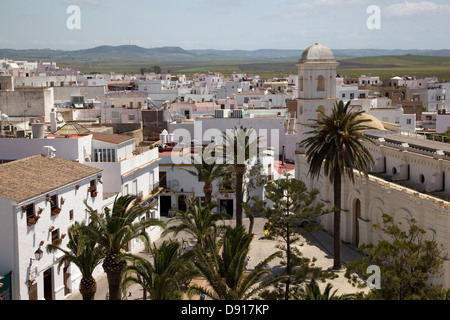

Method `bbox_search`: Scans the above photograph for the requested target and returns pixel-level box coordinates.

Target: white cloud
[385,1,450,18]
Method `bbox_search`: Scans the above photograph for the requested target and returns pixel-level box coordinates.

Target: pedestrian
[264,222,269,239]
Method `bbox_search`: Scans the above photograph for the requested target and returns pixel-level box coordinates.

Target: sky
[0,0,449,51]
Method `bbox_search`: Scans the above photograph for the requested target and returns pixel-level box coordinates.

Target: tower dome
[299,43,335,62]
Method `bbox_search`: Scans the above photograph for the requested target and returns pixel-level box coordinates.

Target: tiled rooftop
[0,155,102,203]
[91,132,134,144]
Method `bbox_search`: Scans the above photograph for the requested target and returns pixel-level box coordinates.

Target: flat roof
[365,132,450,156]
[91,132,134,145]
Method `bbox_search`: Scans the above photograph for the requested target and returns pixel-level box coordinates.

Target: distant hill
[191,48,450,59]
[1,45,449,62]
[0,45,194,61]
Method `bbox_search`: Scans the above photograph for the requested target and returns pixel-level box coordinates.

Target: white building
[293,43,450,287]
[0,154,103,300]
[157,144,288,218]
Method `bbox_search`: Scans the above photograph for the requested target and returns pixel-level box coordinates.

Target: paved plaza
[66,217,370,300]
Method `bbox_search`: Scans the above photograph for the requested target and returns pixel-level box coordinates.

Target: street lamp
[30,247,43,265]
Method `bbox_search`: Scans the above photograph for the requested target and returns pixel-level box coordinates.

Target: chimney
[50,109,57,133]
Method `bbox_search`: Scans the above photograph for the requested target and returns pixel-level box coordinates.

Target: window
[406,119,412,125]
[419,174,425,184]
[50,195,58,212]
[128,114,135,121]
[317,75,325,92]
[350,93,355,99]
[342,94,346,98]
[160,172,167,189]
[89,180,97,197]
[94,149,116,162]
[51,229,61,245]
[69,209,74,221]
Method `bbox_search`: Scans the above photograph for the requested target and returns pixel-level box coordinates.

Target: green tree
[254,174,335,300]
[188,225,284,300]
[163,196,228,251]
[46,221,105,300]
[242,158,268,234]
[179,148,230,205]
[345,214,446,300]
[121,240,197,300]
[83,195,164,300]
[301,100,375,270]
[294,278,357,300]
[222,126,261,227]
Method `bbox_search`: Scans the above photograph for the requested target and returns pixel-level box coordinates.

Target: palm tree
[296,278,356,300]
[179,148,230,205]
[121,240,196,300]
[222,126,261,227]
[301,100,375,270]
[163,196,228,251]
[83,195,164,300]
[45,221,105,300]
[188,225,284,300]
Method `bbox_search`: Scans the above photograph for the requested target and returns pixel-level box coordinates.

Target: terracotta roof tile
[0,155,102,203]
[91,132,134,144]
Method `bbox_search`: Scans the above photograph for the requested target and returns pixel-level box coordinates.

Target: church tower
[295,43,339,138]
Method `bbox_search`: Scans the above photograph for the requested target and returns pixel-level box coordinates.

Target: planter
[27,215,41,227]
[91,191,98,198]
[51,208,61,216]
[52,238,62,246]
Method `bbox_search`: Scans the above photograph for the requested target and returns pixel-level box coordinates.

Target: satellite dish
[0,114,9,121]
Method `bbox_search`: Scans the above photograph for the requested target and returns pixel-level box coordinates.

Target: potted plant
[52,238,62,246]
[75,185,80,190]
[37,207,44,214]
[60,197,65,205]
[49,226,55,232]
[51,208,61,216]
[27,215,40,227]
[91,191,98,198]
[21,206,27,213]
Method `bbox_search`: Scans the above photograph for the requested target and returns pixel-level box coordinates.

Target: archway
[317,75,325,91]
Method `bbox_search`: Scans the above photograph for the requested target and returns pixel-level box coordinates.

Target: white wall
[0,136,92,163]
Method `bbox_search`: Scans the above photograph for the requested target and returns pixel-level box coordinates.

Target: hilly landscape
[1,45,450,81]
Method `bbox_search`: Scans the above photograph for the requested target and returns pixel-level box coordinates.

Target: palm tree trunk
[79,276,97,300]
[332,170,342,270]
[203,183,213,205]
[235,165,245,227]
[103,254,127,300]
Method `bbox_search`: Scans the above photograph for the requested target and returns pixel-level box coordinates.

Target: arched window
[317,75,325,91]
[299,76,304,92]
